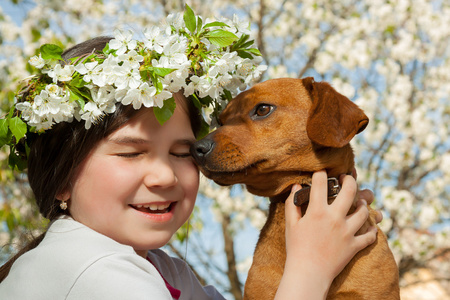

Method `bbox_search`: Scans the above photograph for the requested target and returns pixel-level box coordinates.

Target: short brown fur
[192,78,400,299]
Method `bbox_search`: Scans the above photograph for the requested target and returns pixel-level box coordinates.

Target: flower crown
[0,5,266,170]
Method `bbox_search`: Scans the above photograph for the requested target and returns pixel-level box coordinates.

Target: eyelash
[116,152,143,158]
[171,152,192,158]
[116,152,191,159]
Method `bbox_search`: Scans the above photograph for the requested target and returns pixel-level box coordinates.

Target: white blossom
[113,65,141,90]
[79,101,103,129]
[74,61,99,83]
[118,50,144,69]
[143,26,167,54]
[29,54,46,69]
[109,29,137,55]
[153,90,172,108]
[121,82,157,109]
[47,64,75,83]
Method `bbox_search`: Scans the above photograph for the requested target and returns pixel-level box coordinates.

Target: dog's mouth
[198,159,270,184]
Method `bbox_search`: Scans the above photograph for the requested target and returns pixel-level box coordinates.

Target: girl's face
[66,102,199,256]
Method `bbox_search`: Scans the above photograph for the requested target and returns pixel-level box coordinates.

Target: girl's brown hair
[0,37,202,281]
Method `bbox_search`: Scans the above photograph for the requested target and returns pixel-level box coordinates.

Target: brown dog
[191,77,400,299]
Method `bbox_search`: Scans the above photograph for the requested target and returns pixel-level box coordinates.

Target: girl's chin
[131,237,173,256]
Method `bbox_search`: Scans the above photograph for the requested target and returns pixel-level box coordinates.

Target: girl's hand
[276,170,377,299]
[352,168,383,224]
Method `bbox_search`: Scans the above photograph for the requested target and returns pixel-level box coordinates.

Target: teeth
[138,204,170,211]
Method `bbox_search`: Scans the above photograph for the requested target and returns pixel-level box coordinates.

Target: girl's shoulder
[45,217,136,255]
[0,217,170,299]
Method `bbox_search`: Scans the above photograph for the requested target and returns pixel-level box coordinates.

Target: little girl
[0,8,379,300]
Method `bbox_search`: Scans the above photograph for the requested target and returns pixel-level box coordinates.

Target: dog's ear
[302,77,369,148]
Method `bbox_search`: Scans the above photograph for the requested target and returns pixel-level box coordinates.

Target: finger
[309,170,328,210]
[374,210,383,224]
[334,174,357,215]
[346,199,370,233]
[285,184,302,226]
[359,189,375,205]
[353,226,378,251]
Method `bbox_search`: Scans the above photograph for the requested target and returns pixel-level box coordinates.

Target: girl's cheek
[183,163,200,191]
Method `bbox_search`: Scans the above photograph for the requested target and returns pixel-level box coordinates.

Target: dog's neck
[269,177,342,205]
[245,144,355,199]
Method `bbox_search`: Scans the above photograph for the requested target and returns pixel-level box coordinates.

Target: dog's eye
[251,103,275,120]
[256,105,271,116]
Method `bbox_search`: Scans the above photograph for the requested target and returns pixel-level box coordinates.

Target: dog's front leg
[244,201,287,300]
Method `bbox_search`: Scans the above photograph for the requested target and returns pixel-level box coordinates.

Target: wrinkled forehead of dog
[221,78,310,118]
[219,77,369,148]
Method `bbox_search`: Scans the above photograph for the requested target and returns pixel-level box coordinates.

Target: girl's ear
[56,191,71,201]
[56,191,70,211]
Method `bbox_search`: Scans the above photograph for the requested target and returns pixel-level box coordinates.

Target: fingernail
[291,184,301,192]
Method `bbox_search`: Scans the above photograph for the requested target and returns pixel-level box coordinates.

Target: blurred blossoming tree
[1,0,449,298]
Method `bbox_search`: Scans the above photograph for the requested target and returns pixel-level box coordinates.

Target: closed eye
[116,152,143,158]
[171,152,192,158]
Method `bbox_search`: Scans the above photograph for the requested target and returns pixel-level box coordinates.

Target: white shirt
[0,217,225,300]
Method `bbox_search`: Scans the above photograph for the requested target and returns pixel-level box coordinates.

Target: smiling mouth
[130,203,174,214]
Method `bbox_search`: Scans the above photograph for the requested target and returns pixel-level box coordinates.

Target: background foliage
[1,0,449,298]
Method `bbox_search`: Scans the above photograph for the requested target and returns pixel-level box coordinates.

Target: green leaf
[68,88,81,101]
[153,97,176,125]
[222,89,233,101]
[189,94,203,109]
[203,22,230,29]
[70,74,87,88]
[68,86,92,103]
[198,95,213,106]
[184,4,197,33]
[0,119,10,147]
[236,50,254,59]
[197,16,203,33]
[8,150,27,171]
[76,98,86,111]
[8,117,27,142]
[67,87,89,111]
[246,48,262,56]
[205,30,238,47]
[40,44,63,60]
[151,67,177,77]
[8,105,15,119]
[240,40,255,49]
[197,118,210,139]
[156,80,164,93]
[103,43,111,55]
[231,34,250,49]
[140,70,151,82]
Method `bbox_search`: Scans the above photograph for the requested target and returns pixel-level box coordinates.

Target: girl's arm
[275,170,378,299]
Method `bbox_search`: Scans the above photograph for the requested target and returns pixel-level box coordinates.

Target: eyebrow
[176,138,197,146]
[108,137,150,145]
[108,136,196,146]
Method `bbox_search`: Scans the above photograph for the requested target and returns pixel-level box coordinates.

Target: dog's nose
[191,139,215,160]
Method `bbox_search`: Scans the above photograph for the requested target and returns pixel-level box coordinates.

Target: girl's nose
[143,159,178,188]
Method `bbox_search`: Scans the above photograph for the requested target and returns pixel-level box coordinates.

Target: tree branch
[222,214,243,300]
